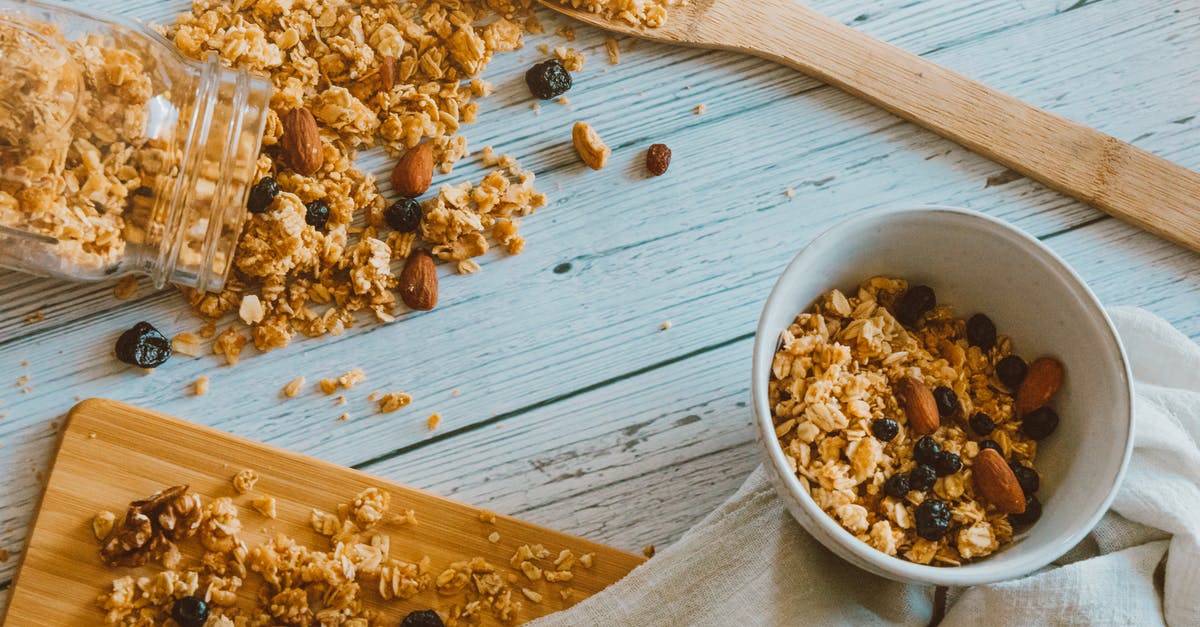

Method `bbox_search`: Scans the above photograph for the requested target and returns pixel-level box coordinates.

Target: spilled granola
[556,0,686,27]
[769,277,1042,565]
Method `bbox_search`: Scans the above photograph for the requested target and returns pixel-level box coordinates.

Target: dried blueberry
[1020,406,1059,440]
[892,285,936,326]
[304,200,330,228]
[969,412,996,436]
[933,386,959,417]
[966,313,997,350]
[525,58,572,100]
[979,439,1002,454]
[115,321,171,368]
[384,197,423,233]
[1009,495,1043,527]
[908,464,937,492]
[247,176,280,214]
[871,418,900,442]
[884,473,911,499]
[1009,462,1040,495]
[170,596,209,627]
[915,499,952,541]
[996,355,1028,388]
[401,609,445,627]
[933,451,962,476]
[913,436,941,465]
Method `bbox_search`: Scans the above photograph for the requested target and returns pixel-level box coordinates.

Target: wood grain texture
[0,0,1198,617]
[5,400,641,625]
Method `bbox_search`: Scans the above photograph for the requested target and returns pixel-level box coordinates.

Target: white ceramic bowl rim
[751,205,1135,587]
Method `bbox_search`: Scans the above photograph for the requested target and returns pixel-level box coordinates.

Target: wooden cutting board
[5,399,643,625]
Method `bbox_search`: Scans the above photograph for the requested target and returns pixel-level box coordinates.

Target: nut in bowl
[751,206,1134,586]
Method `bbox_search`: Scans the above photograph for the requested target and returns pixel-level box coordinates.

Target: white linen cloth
[531,308,1200,626]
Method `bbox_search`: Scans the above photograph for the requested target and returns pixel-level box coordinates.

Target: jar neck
[146,56,270,292]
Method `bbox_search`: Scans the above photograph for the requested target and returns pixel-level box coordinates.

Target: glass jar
[0,0,270,292]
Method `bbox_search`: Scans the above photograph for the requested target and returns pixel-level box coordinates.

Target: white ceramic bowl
[751,206,1133,586]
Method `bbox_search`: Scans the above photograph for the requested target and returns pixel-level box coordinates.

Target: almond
[399,249,437,311]
[379,55,397,91]
[1015,356,1064,416]
[281,108,323,175]
[391,142,434,197]
[972,448,1026,514]
[895,375,939,435]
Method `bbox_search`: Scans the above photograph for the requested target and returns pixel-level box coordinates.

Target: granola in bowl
[768,277,1062,566]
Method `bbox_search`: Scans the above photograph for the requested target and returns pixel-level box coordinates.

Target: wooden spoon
[538,0,1200,252]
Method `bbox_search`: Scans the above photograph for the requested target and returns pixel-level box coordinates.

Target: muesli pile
[94,481,594,625]
[555,0,686,27]
[164,0,549,357]
[769,277,1063,565]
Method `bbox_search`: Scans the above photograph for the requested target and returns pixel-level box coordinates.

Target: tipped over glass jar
[0,0,270,292]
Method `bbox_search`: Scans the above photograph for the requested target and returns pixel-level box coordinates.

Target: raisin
[979,439,1002,454]
[933,386,959,417]
[933,451,962,476]
[1020,406,1059,440]
[1009,495,1043,527]
[115,322,171,368]
[915,499,952,541]
[892,285,935,326]
[401,609,445,627]
[304,200,330,228]
[171,596,209,627]
[870,418,899,442]
[646,143,671,176]
[384,197,423,233]
[908,464,937,492]
[247,177,280,214]
[966,313,997,350]
[883,474,911,499]
[996,355,1028,388]
[969,412,996,436]
[913,436,941,465]
[525,59,572,100]
[1009,462,1040,495]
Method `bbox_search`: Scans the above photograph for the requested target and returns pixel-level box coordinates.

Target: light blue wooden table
[0,0,1197,612]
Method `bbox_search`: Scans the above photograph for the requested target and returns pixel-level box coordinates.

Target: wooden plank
[5,400,641,625]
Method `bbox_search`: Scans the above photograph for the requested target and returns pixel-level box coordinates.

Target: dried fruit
[385,198,423,233]
[391,142,434,197]
[972,448,1026,514]
[933,451,962,476]
[281,107,323,175]
[304,200,329,229]
[915,499,952,541]
[525,58,572,100]
[966,313,997,350]
[908,464,937,492]
[933,385,959,417]
[893,285,935,326]
[1009,462,1040,495]
[171,596,209,627]
[913,436,941,465]
[1009,495,1043,526]
[871,418,899,442]
[883,474,911,499]
[247,177,280,214]
[1016,356,1064,416]
[115,321,172,368]
[399,250,438,311]
[645,143,671,176]
[969,412,996,436]
[379,55,398,91]
[572,121,610,171]
[895,376,939,434]
[402,610,445,627]
[996,355,1028,388]
[979,439,1002,454]
[1020,406,1060,440]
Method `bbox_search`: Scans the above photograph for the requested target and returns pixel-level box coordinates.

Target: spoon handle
[735,2,1200,251]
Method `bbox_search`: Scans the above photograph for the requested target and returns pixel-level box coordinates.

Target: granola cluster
[769,277,1037,565]
[555,0,685,27]
[96,483,594,625]
[165,0,548,354]
[0,18,169,268]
